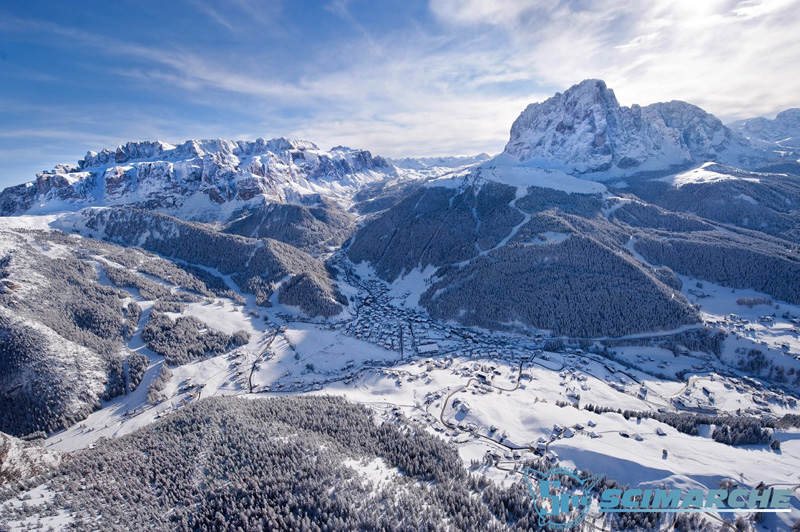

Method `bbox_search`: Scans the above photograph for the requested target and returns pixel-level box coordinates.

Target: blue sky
[1,0,798,188]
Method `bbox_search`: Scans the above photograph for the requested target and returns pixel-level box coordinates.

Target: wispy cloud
[429,0,800,120]
[181,0,286,36]
[0,11,540,159]
[184,0,238,32]
[0,13,303,100]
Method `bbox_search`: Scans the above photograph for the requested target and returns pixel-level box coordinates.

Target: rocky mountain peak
[503,79,761,176]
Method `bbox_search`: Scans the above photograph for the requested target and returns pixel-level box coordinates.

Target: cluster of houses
[327,270,566,365]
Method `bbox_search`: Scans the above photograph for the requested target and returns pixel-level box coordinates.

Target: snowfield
[661,162,762,188]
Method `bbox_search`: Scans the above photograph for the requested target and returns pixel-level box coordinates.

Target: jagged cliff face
[503,79,761,176]
[0,138,394,218]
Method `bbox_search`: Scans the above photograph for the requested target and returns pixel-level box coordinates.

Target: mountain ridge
[0,138,401,221]
[2,81,798,221]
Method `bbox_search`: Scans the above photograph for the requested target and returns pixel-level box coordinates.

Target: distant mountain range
[0,139,395,219]
[729,108,800,150]
[2,79,798,220]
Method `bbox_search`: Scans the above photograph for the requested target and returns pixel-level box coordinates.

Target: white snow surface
[1,243,794,528]
[477,154,607,194]
[661,162,761,188]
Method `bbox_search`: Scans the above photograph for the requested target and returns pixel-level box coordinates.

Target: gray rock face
[503,79,761,175]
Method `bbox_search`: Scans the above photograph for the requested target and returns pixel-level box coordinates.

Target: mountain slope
[223,198,354,253]
[0,228,149,436]
[348,180,703,336]
[0,395,550,531]
[61,207,346,315]
[0,139,493,256]
[621,163,800,244]
[0,431,61,485]
[347,81,800,337]
[389,153,491,171]
[0,221,263,437]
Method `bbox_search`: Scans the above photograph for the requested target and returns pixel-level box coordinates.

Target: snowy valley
[2,80,800,531]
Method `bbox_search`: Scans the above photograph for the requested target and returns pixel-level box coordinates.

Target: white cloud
[1,11,550,162]
[430,0,539,27]
[429,0,800,121]
[287,93,535,157]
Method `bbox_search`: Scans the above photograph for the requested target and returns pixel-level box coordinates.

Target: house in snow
[536,442,547,453]
[417,343,439,354]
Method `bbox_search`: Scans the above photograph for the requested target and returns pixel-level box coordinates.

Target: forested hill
[2,396,545,531]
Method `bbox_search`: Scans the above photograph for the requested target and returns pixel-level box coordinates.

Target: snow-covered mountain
[0,139,397,220]
[346,80,800,337]
[728,108,800,150]
[1,81,795,224]
[0,139,492,222]
[502,79,763,177]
